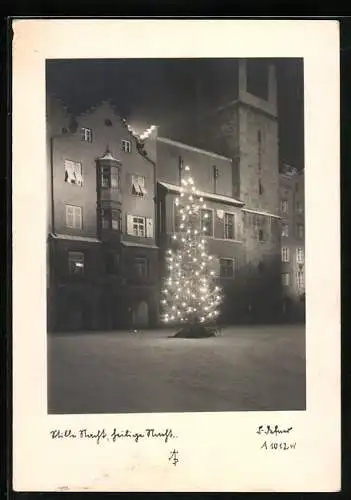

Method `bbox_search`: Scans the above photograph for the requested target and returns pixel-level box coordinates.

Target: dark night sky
[46,58,304,169]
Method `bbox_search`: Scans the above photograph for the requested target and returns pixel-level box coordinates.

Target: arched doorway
[132,300,149,329]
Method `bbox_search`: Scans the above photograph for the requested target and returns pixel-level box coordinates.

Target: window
[296,201,303,214]
[132,216,146,237]
[68,251,84,275]
[65,205,82,230]
[127,215,153,237]
[101,208,121,231]
[224,212,235,239]
[282,223,289,238]
[296,271,305,289]
[281,199,288,216]
[64,160,83,186]
[174,201,181,232]
[100,166,119,189]
[134,257,148,278]
[131,175,147,196]
[259,180,263,195]
[281,273,290,286]
[258,131,262,171]
[297,223,304,239]
[296,247,304,263]
[80,127,93,143]
[220,258,235,278]
[282,247,290,262]
[178,156,184,184]
[121,139,132,153]
[105,252,120,275]
[200,209,213,236]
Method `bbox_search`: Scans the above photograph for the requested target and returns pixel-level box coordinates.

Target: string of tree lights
[161,165,223,338]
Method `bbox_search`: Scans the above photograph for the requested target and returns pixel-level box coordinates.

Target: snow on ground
[47,325,305,414]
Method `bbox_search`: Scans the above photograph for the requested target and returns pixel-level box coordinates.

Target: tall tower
[194,58,279,213]
[194,59,282,320]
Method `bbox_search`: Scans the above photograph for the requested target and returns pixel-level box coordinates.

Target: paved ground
[47,325,306,414]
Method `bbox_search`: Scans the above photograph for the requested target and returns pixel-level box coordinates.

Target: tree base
[170,324,217,339]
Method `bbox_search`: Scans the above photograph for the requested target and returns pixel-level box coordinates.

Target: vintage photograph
[46,57,306,414]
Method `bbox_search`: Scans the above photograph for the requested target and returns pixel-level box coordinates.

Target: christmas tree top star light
[161,165,223,338]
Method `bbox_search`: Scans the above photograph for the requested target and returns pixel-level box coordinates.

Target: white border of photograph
[12,19,340,492]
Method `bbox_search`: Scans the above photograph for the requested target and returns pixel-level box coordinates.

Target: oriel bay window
[101,207,121,231]
[101,165,119,189]
[105,251,120,275]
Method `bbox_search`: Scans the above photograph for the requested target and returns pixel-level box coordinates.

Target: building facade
[47,98,160,331]
[279,164,305,321]
[47,59,304,331]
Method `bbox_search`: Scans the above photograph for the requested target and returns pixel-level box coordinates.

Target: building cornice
[157,137,232,162]
[158,181,244,207]
[242,208,281,219]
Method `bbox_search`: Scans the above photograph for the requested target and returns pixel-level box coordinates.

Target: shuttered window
[126,214,153,238]
[65,205,82,230]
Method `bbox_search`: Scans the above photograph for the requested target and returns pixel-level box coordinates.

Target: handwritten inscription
[49,428,177,445]
[257,425,296,451]
[256,425,293,436]
[168,449,179,466]
[260,441,296,451]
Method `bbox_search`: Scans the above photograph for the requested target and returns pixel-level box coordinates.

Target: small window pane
[220,258,234,278]
[68,251,84,274]
[281,273,290,286]
[224,213,235,239]
[122,140,132,153]
[132,216,145,237]
[80,127,93,143]
[282,224,289,237]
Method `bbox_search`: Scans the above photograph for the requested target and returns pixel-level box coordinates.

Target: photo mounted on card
[12,19,340,492]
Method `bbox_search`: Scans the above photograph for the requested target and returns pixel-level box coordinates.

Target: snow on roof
[121,241,159,249]
[242,208,281,219]
[50,233,102,243]
[158,181,244,207]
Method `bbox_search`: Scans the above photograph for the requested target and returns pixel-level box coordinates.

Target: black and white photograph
[12,19,340,493]
[46,57,306,415]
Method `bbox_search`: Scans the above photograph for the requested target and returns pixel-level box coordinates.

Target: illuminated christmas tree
[161,165,223,338]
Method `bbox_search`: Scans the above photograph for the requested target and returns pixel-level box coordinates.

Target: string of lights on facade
[121,118,157,142]
[161,165,223,336]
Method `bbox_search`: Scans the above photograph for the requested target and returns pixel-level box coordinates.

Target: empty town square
[47,324,305,414]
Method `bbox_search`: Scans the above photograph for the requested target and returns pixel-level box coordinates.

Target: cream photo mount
[12,19,340,492]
